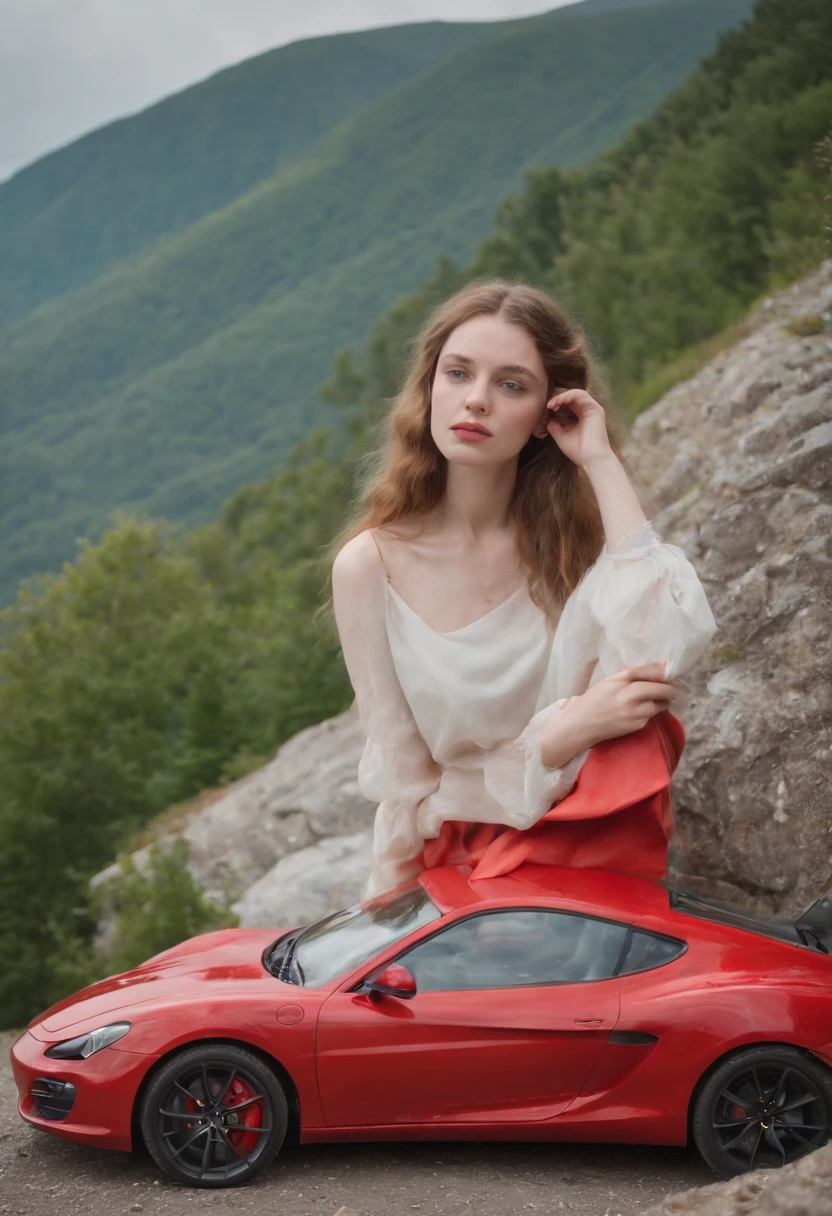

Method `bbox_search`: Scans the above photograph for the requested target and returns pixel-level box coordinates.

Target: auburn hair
[323,278,631,625]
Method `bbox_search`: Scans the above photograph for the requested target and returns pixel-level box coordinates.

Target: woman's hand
[539,387,613,470]
[540,663,678,768]
[574,662,679,745]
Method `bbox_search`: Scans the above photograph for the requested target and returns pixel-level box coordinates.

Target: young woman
[329,280,716,902]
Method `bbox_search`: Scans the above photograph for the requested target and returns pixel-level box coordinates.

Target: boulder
[640,1144,832,1215]
[232,832,373,928]
[625,259,832,915]
[92,707,373,910]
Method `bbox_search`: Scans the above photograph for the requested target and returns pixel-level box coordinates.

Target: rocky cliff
[627,259,832,915]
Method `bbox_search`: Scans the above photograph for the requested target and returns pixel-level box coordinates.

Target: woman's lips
[451,426,491,441]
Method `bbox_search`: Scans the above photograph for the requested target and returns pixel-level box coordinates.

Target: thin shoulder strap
[366,527,390,580]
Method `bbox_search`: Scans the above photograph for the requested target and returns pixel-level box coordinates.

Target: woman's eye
[446,369,524,392]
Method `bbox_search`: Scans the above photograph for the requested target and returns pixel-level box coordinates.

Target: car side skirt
[300,1112,687,1147]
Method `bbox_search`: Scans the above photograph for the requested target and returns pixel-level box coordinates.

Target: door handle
[574,1018,604,1025]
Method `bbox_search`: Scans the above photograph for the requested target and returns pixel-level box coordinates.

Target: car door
[316,907,625,1127]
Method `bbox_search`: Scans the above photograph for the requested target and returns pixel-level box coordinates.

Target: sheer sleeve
[331,532,442,900]
[548,520,717,699]
[481,697,592,830]
[482,520,716,828]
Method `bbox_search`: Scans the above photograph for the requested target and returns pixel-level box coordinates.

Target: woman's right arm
[539,661,678,768]
[331,531,442,899]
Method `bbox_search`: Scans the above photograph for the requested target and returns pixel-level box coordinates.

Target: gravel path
[1,1030,712,1216]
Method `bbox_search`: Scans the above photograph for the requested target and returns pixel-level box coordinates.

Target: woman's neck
[431,459,518,542]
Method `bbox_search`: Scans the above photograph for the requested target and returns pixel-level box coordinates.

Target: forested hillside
[0,0,752,599]
[0,0,828,1029]
[324,0,832,409]
[0,20,499,327]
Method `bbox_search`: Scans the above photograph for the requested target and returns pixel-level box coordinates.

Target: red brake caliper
[223,1077,262,1154]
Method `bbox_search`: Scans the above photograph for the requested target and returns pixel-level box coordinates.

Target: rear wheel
[693,1045,832,1179]
[139,1043,288,1187]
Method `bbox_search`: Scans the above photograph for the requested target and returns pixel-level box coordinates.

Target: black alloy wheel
[139,1043,288,1187]
[693,1045,832,1179]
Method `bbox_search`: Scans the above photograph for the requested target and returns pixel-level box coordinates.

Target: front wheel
[139,1043,288,1187]
[693,1045,832,1179]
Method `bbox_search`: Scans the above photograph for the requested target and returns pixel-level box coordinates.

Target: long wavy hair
[324,278,631,625]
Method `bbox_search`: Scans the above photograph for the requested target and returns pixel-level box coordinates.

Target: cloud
[0,0,574,181]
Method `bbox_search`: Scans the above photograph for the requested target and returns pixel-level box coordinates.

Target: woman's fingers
[623,661,669,682]
[631,679,677,702]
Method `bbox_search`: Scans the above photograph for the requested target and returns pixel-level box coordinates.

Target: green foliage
[712,644,746,666]
[0,502,354,1027]
[0,518,215,837]
[815,129,832,246]
[100,840,238,977]
[786,313,827,337]
[0,519,222,1024]
[7,841,239,1025]
[0,0,753,598]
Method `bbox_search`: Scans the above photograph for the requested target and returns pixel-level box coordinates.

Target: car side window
[616,929,686,976]
[397,909,629,992]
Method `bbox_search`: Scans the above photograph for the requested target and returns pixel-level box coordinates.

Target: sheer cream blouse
[332,521,717,901]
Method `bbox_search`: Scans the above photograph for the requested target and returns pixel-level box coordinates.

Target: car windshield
[292,883,441,987]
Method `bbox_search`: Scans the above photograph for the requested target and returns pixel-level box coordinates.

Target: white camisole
[333,521,717,901]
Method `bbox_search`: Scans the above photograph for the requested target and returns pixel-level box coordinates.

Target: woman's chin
[439,441,519,466]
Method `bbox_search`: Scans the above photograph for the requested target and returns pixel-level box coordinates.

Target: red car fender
[110,999,327,1129]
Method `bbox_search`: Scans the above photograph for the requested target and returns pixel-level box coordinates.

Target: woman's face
[430,315,551,464]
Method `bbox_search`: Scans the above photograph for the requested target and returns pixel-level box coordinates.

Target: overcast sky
[0,0,581,182]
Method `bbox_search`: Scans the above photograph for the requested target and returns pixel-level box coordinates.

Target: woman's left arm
[544,387,649,548]
[480,391,717,833]
[543,388,718,682]
[478,510,713,833]
[583,450,651,553]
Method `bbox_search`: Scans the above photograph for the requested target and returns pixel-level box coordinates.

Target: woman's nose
[464,380,490,411]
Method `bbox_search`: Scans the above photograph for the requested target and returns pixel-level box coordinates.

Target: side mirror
[363,962,417,1000]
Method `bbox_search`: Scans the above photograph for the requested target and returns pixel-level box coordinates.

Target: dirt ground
[1,1030,712,1216]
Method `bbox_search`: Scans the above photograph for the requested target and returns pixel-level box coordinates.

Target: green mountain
[0,0,754,599]
[0,21,501,328]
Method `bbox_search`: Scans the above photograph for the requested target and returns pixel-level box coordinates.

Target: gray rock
[626,258,832,916]
[232,832,373,928]
[92,707,375,924]
[640,1144,832,1215]
[180,707,372,899]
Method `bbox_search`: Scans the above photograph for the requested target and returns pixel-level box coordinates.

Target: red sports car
[10,864,832,1188]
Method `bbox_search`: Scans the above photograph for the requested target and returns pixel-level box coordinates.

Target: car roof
[416,865,831,962]
[418,864,669,922]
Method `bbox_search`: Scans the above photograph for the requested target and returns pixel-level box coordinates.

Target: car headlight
[44,1021,131,1060]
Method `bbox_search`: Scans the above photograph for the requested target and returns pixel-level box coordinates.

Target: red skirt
[419,709,685,882]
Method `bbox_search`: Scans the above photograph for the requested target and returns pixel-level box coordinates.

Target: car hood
[32,927,295,1034]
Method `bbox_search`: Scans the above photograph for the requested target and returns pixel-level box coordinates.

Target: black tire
[692,1045,832,1179]
[139,1043,288,1187]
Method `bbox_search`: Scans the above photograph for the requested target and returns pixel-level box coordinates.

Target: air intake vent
[31,1078,77,1121]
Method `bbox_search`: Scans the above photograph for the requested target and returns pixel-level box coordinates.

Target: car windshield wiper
[280,934,305,985]
[266,929,305,984]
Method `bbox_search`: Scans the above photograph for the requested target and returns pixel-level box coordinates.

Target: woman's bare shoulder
[331,529,385,591]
